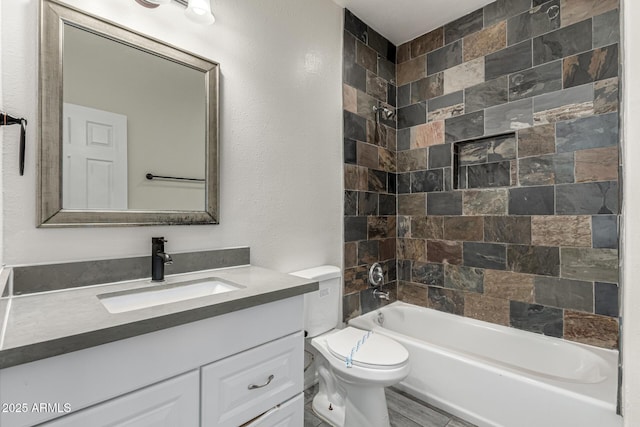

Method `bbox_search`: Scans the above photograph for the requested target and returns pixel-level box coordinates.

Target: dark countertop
[0,265,317,369]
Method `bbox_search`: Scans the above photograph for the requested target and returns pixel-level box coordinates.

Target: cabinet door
[41,371,199,427]
[244,393,303,427]
[201,332,303,427]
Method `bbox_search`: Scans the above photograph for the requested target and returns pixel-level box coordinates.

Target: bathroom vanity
[0,263,317,426]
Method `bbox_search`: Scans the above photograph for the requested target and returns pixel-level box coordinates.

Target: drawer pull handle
[248,374,275,390]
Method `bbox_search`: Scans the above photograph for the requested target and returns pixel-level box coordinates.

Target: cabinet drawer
[201,332,303,427]
[41,371,199,427]
[244,393,303,427]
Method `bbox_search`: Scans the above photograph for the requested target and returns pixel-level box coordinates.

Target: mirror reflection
[39,0,219,227]
[62,24,206,211]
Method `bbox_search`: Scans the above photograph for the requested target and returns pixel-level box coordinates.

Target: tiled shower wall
[342,0,621,350]
[342,10,398,319]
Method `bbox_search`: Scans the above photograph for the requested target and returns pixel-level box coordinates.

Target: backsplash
[11,247,250,295]
[342,0,620,350]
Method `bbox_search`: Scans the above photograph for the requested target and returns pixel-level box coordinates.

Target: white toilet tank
[290,265,341,338]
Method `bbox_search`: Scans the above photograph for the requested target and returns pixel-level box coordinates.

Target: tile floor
[303,385,477,427]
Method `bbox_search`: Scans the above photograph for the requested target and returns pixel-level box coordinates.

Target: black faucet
[151,237,173,282]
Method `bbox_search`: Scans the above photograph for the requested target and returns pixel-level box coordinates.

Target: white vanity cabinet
[41,371,200,426]
[244,394,304,426]
[0,296,305,427]
[201,332,303,426]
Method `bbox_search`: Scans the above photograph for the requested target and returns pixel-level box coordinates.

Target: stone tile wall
[342,1,620,350]
[342,10,398,321]
[394,0,620,350]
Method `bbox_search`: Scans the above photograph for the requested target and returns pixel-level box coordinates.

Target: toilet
[291,266,410,427]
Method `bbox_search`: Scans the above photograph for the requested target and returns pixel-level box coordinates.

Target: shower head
[373,105,396,120]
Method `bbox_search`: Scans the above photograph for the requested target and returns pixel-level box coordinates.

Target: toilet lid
[326,327,408,369]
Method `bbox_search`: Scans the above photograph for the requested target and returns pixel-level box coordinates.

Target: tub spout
[373,289,389,301]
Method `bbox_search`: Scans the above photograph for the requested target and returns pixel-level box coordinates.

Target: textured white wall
[0,1,3,269]
[1,0,343,272]
[622,1,640,424]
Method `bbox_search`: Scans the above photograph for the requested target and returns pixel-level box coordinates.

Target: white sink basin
[98,278,244,314]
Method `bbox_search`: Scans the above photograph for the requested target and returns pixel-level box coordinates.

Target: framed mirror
[38,0,219,227]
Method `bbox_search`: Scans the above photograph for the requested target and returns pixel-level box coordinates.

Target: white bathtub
[348,301,622,427]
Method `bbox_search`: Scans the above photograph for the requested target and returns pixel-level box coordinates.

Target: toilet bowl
[311,327,409,427]
[290,266,410,427]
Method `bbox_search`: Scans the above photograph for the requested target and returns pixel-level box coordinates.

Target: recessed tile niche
[453,133,516,190]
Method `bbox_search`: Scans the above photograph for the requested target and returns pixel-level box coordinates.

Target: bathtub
[348,301,622,427]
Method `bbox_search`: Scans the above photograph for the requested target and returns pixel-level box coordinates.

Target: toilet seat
[310,326,411,427]
[325,327,409,369]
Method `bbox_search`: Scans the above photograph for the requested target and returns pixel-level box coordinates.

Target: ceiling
[332,0,495,45]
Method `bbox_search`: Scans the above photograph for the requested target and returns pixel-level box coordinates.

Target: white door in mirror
[63,103,128,210]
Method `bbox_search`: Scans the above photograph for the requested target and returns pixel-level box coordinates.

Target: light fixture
[185,0,215,25]
[134,0,215,25]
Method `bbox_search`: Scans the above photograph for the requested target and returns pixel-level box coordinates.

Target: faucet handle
[368,263,384,287]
